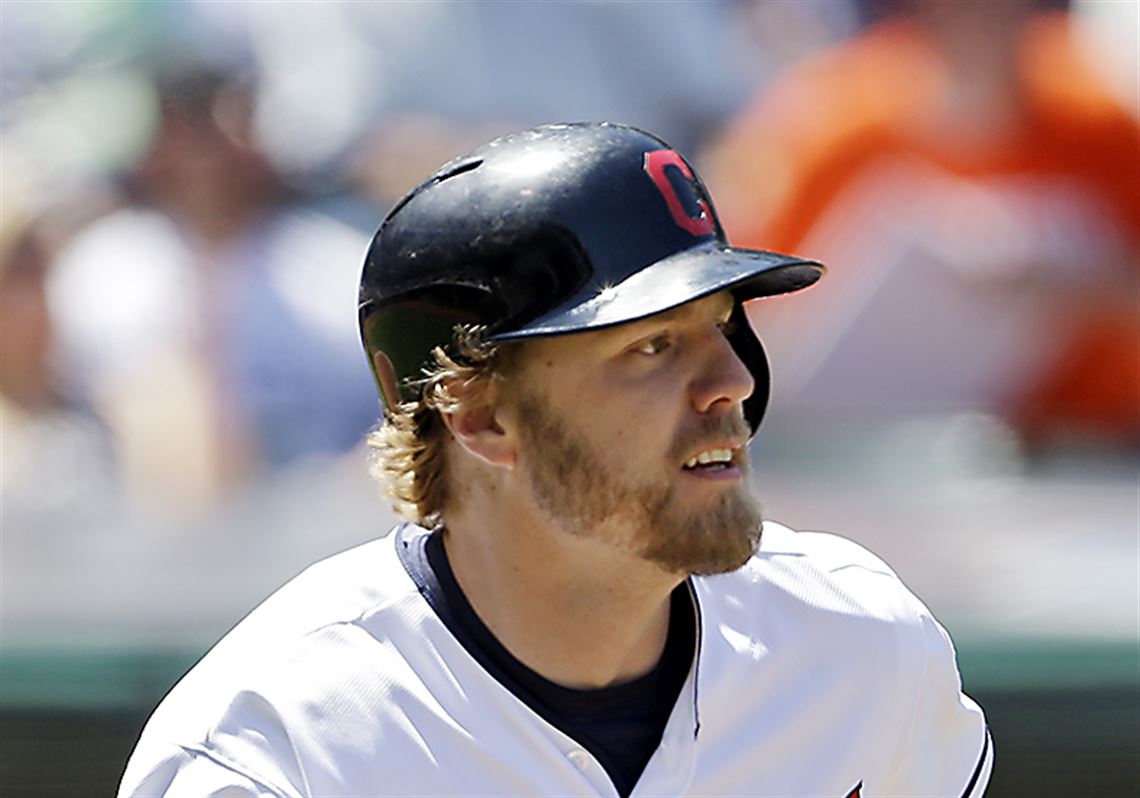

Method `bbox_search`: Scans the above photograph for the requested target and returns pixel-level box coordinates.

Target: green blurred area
[2,638,1136,795]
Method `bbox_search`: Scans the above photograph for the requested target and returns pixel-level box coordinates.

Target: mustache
[668,413,751,462]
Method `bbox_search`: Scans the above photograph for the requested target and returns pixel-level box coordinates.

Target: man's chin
[638,504,763,577]
[687,539,759,576]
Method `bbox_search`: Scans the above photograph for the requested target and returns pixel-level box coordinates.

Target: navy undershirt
[397,526,696,798]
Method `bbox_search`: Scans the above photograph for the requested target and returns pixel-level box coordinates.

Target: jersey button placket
[567,749,591,771]
[565,749,616,796]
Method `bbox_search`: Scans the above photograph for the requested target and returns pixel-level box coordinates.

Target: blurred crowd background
[1,1,1137,795]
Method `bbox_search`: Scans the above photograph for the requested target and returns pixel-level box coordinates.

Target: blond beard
[514,394,763,575]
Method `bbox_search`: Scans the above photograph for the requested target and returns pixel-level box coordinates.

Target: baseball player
[119,123,991,797]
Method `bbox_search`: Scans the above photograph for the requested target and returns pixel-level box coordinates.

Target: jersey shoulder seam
[174,741,295,798]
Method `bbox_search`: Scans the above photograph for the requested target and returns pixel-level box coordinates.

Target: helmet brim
[489,241,824,341]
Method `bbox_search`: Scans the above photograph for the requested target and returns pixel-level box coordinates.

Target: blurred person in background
[262,0,858,207]
[0,189,121,529]
[703,0,1139,453]
[46,63,377,518]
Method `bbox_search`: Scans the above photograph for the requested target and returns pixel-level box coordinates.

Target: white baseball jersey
[119,522,991,797]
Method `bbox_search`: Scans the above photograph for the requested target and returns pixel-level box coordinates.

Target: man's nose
[690,328,755,415]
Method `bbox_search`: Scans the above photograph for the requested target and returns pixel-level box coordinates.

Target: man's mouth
[682,447,737,472]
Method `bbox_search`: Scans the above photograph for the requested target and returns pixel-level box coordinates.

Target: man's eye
[634,334,671,356]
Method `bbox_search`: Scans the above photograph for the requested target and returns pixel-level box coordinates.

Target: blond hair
[366,327,511,527]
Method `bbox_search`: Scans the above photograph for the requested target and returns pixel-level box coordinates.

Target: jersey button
[567,750,591,771]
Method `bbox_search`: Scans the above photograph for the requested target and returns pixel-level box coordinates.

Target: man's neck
[440,508,684,690]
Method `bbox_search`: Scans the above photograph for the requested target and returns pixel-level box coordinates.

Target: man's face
[507,292,763,575]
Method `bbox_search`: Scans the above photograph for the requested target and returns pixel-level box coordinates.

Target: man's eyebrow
[652,293,734,325]
[607,293,734,341]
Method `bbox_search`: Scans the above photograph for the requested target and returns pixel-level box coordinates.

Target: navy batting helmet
[358,122,823,434]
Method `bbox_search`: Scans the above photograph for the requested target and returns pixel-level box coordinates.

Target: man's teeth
[684,449,734,469]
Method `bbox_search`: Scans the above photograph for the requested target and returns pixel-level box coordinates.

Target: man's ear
[439,380,517,469]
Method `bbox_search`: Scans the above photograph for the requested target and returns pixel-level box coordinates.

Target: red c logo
[643,149,715,237]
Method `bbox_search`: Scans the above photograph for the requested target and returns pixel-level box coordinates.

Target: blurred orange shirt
[707,12,1139,443]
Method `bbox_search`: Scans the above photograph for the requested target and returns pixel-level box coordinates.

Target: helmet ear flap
[725,303,771,437]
